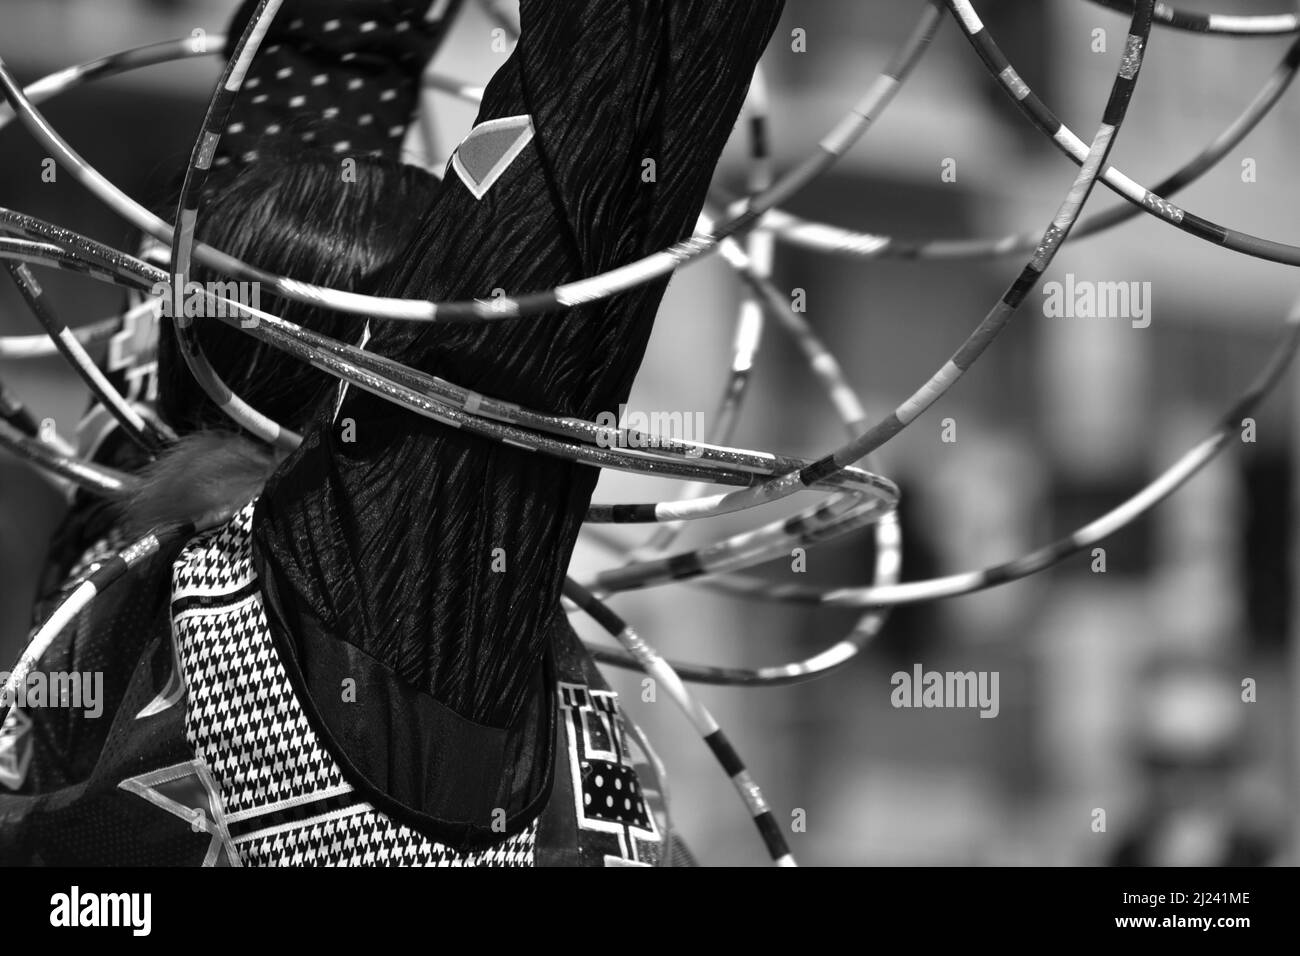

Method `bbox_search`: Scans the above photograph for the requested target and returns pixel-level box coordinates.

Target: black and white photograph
[0,0,1292,934]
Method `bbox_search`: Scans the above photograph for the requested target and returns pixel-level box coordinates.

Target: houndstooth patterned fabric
[236,803,533,867]
[170,501,536,867]
[174,594,339,812]
[172,517,256,602]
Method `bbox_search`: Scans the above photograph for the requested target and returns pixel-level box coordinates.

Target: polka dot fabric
[216,0,465,170]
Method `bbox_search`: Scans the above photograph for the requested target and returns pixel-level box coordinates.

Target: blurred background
[2,0,1298,866]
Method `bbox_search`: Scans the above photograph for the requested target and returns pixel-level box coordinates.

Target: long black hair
[123,153,439,535]
[156,151,438,438]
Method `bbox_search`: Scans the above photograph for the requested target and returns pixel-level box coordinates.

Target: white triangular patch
[0,708,32,790]
[451,114,534,201]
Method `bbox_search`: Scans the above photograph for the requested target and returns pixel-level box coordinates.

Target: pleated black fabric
[253,0,786,733]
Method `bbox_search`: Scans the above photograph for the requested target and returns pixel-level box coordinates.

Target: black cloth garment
[254,0,786,743]
[253,0,784,840]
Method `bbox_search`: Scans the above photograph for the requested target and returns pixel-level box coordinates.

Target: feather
[119,432,279,536]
